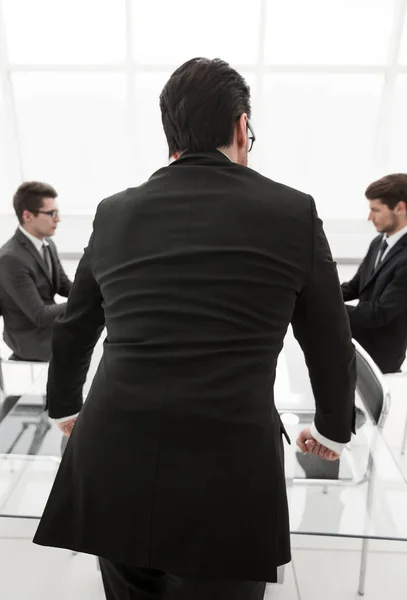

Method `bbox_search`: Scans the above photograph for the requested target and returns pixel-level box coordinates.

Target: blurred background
[1,0,407,259]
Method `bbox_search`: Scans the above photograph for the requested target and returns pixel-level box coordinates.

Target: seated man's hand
[296,427,340,461]
[57,416,78,437]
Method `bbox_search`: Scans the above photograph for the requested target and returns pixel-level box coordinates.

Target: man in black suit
[0,181,72,362]
[34,59,355,600]
[342,174,407,373]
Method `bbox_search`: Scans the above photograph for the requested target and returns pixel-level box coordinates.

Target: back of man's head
[159,58,251,157]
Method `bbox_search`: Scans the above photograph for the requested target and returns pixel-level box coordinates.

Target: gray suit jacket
[0,228,72,361]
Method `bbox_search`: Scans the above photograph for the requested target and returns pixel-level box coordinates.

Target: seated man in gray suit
[0,181,72,363]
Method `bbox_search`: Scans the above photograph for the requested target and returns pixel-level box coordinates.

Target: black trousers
[99,558,266,600]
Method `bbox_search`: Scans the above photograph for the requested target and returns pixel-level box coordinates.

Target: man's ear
[395,200,407,215]
[236,113,248,149]
[22,209,32,224]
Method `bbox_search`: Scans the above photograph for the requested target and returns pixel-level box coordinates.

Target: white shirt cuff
[53,412,80,423]
[310,422,347,455]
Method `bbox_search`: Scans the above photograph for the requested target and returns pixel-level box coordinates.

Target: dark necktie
[42,244,53,279]
[374,237,388,270]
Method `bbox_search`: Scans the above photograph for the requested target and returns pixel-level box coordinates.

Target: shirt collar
[384,224,407,249]
[19,225,49,254]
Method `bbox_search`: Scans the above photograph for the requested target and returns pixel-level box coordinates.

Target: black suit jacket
[342,233,407,373]
[0,228,72,361]
[34,152,355,582]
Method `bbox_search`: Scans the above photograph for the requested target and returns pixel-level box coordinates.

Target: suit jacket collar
[18,225,49,254]
[384,223,407,250]
[14,228,54,287]
[169,150,236,167]
[361,233,407,292]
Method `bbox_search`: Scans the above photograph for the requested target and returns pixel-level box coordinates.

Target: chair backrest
[354,339,389,427]
[0,316,48,398]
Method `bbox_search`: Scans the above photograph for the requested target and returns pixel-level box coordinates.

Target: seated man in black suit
[0,181,72,363]
[342,174,407,373]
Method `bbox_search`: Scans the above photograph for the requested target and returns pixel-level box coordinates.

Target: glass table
[0,355,58,519]
[1,333,406,596]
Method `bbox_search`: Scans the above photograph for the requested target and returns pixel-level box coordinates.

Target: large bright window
[388,75,407,173]
[0,0,407,220]
[0,83,10,200]
[264,0,395,65]
[3,0,126,64]
[131,0,262,65]
[257,75,383,219]
[399,8,407,63]
[12,73,128,211]
[0,80,20,203]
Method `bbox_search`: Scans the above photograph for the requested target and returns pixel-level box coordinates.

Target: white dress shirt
[309,423,345,455]
[19,225,49,258]
[54,412,79,423]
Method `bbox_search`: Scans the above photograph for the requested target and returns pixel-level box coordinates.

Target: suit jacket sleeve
[46,231,105,419]
[56,255,73,297]
[291,197,356,443]
[0,255,66,327]
[347,261,407,329]
[341,262,363,302]
[341,240,376,302]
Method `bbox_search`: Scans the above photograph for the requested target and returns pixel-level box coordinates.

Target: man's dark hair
[13,181,57,224]
[365,174,407,210]
[159,58,251,156]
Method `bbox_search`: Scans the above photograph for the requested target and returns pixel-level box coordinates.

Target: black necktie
[374,237,388,269]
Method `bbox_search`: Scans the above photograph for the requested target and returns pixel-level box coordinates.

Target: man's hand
[57,416,78,437]
[296,427,340,461]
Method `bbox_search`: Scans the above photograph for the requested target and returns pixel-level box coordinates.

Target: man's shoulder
[367,234,382,251]
[246,167,311,201]
[95,169,312,216]
[0,246,25,271]
[0,233,21,260]
[95,188,137,214]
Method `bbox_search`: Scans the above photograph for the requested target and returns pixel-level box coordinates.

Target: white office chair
[380,353,407,455]
[0,317,48,399]
[402,405,407,456]
[0,317,50,458]
[289,340,390,596]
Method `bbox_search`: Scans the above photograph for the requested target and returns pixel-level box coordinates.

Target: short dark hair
[13,181,57,224]
[365,174,407,210]
[159,58,251,156]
